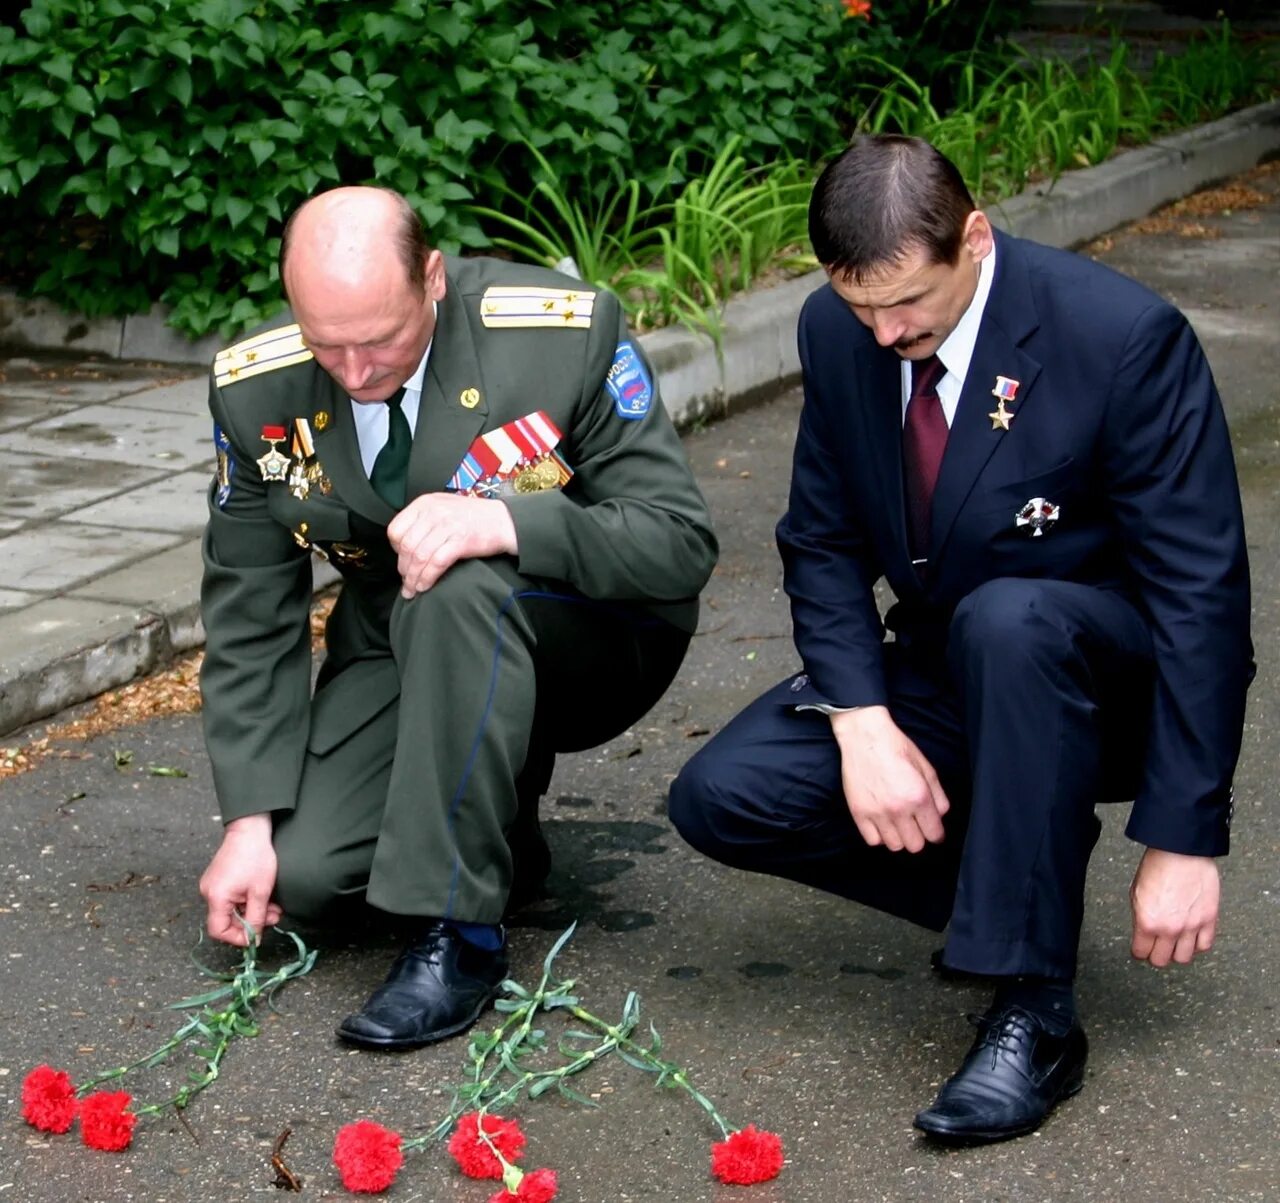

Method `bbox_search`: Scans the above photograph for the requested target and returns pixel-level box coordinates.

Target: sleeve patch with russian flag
[606,341,652,420]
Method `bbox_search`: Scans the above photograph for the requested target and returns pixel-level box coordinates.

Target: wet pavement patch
[666,965,703,980]
[739,961,793,978]
[511,818,669,934]
[554,794,594,808]
[839,962,907,982]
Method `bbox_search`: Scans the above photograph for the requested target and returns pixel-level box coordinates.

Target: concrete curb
[2,100,1279,737]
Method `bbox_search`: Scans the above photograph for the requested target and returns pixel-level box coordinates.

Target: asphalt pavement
[1,171,1278,1203]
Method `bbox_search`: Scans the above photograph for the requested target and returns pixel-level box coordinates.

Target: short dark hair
[279,188,429,296]
[808,135,975,281]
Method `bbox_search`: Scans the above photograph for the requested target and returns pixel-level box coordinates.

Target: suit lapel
[311,370,397,526]
[407,274,489,496]
[930,234,1042,565]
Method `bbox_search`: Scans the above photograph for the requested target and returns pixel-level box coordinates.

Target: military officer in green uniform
[198,186,717,1049]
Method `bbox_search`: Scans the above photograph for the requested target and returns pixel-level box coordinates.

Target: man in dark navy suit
[669,135,1252,1142]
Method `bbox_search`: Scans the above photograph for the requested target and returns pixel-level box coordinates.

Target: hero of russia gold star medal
[988,399,1015,431]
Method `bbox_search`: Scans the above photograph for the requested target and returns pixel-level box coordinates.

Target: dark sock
[991,976,1077,1036]
[449,920,504,951]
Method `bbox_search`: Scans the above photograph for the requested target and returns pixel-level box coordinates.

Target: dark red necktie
[903,354,948,562]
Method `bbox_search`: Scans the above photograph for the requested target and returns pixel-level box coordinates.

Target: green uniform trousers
[271,556,689,925]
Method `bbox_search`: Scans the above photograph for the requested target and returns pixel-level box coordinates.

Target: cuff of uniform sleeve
[502,492,575,581]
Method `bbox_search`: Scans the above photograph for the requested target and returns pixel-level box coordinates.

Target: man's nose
[871,312,905,348]
[340,348,374,391]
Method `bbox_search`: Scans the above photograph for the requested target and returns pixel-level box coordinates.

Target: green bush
[0,0,1024,339]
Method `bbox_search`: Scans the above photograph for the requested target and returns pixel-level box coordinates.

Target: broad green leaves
[0,0,1028,338]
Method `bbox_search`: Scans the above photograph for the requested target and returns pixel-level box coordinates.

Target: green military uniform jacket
[202,257,716,824]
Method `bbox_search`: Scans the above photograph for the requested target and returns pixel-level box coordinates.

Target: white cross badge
[1016,497,1060,537]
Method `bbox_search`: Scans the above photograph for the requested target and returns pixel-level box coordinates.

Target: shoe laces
[967,1007,1037,1072]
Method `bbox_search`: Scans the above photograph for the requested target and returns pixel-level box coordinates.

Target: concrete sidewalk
[1,99,1279,737]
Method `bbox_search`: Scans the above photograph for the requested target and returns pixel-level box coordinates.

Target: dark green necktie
[370,387,410,508]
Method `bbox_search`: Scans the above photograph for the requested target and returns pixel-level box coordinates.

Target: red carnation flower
[333,1120,404,1194]
[711,1124,785,1185]
[488,1167,558,1203]
[79,1090,137,1151]
[21,1065,78,1134]
[448,1111,528,1179]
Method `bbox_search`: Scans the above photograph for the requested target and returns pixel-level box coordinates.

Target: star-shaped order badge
[988,399,1015,430]
[257,424,291,481]
[988,375,1020,431]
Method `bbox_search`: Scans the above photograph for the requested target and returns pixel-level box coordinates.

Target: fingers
[1172,930,1200,964]
[206,899,249,947]
[240,889,271,946]
[398,533,459,597]
[1131,923,1213,967]
[861,804,938,854]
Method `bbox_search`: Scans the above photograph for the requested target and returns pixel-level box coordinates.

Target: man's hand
[198,814,281,947]
[1130,847,1220,967]
[386,493,518,598]
[831,705,950,853]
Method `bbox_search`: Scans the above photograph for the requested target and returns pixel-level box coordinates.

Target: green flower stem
[73,927,315,1117]
[74,1016,203,1095]
[567,1005,732,1138]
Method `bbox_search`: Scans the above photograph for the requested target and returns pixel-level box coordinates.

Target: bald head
[279,187,447,403]
[281,187,427,300]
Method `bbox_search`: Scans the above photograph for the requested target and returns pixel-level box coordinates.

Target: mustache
[895,332,932,351]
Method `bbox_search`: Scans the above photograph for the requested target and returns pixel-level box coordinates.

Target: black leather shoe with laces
[913,1005,1087,1143]
[336,921,507,1051]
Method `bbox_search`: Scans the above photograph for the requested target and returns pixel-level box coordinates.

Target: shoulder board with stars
[214,324,314,388]
[480,285,595,330]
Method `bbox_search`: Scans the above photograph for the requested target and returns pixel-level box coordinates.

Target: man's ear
[424,249,447,301]
[962,210,995,263]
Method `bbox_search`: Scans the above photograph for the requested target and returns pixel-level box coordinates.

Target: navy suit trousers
[669,578,1154,978]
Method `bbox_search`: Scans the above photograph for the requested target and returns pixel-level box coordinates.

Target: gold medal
[513,466,541,494]
[535,457,560,489]
[988,399,1014,431]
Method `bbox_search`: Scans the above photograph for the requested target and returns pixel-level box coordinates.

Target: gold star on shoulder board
[988,399,1015,431]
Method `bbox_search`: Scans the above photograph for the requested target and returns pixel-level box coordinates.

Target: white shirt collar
[900,242,997,426]
[936,240,996,386]
[400,334,431,398]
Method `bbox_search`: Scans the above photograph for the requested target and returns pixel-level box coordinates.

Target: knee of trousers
[272,824,363,925]
[668,748,751,864]
[389,556,528,646]
[947,577,1082,679]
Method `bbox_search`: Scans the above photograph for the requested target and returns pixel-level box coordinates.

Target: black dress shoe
[913,1005,1087,1143]
[336,922,508,1050]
